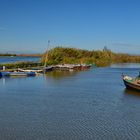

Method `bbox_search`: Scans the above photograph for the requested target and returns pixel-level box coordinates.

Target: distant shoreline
[0,53,42,57]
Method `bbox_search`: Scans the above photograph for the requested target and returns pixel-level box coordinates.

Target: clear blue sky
[0,0,140,54]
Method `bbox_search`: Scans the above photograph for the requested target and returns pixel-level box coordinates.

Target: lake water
[0,56,41,64]
[0,64,140,140]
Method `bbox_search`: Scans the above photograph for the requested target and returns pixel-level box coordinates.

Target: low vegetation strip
[0,62,42,70]
[0,53,42,57]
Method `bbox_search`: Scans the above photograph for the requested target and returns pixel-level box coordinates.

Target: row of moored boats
[0,64,92,78]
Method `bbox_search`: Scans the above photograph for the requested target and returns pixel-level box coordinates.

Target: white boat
[18,68,43,73]
[122,74,140,91]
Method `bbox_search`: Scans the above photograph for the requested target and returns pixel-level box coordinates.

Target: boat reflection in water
[45,70,78,80]
[0,74,38,86]
[2,78,5,86]
[124,88,140,97]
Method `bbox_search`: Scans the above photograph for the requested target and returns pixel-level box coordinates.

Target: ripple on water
[0,67,140,139]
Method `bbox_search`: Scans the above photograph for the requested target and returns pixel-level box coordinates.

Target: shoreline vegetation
[1,46,140,69]
[41,47,140,67]
[0,62,42,70]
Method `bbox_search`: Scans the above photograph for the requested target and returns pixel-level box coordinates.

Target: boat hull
[45,66,53,72]
[123,77,140,91]
[18,68,42,73]
[0,71,36,77]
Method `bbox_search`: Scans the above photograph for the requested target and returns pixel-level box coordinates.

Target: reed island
[1,46,140,71]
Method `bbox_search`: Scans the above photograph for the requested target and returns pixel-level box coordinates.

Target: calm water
[0,64,140,140]
[0,56,40,64]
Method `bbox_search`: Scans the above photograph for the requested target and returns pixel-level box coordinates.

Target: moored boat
[0,71,37,77]
[18,68,43,73]
[44,66,53,72]
[122,74,140,91]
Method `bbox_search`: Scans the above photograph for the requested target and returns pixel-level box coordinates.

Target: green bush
[42,46,140,66]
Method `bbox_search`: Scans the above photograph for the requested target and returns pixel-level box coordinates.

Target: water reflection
[111,63,140,68]
[0,56,40,64]
[0,77,8,86]
[1,65,140,139]
[2,78,5,85]
[45,71,78,80]
[124,88,140,97]
[0,76,37,86]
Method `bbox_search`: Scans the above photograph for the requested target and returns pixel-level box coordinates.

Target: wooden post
[3,66,5,71]
[43,40,50,72]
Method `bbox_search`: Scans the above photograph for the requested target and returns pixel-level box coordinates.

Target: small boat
[122,74,140,91]
[44,66,53,72]
[18,68,43,73]
[0,71,37,77]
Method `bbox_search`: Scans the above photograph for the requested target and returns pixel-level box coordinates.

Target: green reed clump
[42,46,140,67]
[0,62,42,69]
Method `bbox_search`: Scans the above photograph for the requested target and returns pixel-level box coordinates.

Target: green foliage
[42,46,140,67]
[113,53,140,63]
[0,62,41,69]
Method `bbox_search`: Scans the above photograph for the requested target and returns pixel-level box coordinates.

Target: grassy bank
[0,62,42,70]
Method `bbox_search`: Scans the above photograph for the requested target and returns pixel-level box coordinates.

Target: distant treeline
[41,47,140,67]
[0,53,42,57]
[16,54,42,57]
[0,62,41,69]
[0,53,16,56]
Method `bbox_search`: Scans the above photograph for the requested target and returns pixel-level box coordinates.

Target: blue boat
[0,71,36,77]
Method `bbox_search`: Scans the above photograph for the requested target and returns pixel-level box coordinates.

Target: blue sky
[0,0,140,54]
